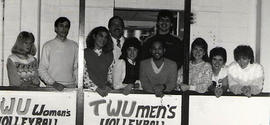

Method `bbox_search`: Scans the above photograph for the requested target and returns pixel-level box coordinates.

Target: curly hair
[210,47,227,64]
[191,37,209,62]
[11,31,36,56]
[234,45,254,64]
[85,26,113,53]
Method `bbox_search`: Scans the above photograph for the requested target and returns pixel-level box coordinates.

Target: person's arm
[249,65,264,95]
[38,44,55,85]
[164,62,177,92]
[32,57,40,87]
[112,60,127,89]
[228,74,243,95]
[83,59,98,91]
[73,43,78,85]
[139,61,153,93]
[6,58,21,86]
[193,63,213,93]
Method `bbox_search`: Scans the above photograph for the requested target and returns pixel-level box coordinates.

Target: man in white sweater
[39,17,78,90]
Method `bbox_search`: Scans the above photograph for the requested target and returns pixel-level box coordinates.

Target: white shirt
[151,58,164,74]
[212,66,228,87]
[111,36,125,62]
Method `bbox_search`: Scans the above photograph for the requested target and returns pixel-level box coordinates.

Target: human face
[237,56,250,69]
[109,18,124,39]
[94,31,108,49]
[192,46,205,61]
[22,39,33,53]
[157,17,172,34]
[212,55,225,71]
[126,47,138,61]
[55,21,70,39]
[151,42,165,60]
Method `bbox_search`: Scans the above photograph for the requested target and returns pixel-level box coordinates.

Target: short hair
[157,10,173,22]
[150,40,165,50]
[120,37,141,62]
[191,37,209,62]
[234,45,254,64]
[210,47,227,64]
[108,16,124,28]
[54,17,70,28]
[12,31,36,56]
[86,26,113,53]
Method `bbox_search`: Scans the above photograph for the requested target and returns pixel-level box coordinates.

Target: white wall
[191,0,257,65]
[260,0,270,92]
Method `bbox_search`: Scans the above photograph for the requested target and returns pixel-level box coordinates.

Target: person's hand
[96,86,112,97]
[123,84,133,95]
[214,87,223,98]
[180,84,190,91]
[241,86,251,97]
[153,84,165,98]
[53,82,65,91]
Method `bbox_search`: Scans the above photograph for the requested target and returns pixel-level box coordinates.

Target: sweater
[228,62,264,95]
[177,61,212,93]
[7,54,40,87]
[84,48,113,89]
[140,58,177,93]
[38,37,78,86]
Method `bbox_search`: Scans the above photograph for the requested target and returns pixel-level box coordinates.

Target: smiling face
[157,17,172,34]
[109,18,124,39]
[212,55,225,71]
[192,46,205,61]
[237,56,251,69]
[151,41,165,60]
[22,39,33,53]
[126,47,138,61]
[94,31,108,50]
[55,21,70,39]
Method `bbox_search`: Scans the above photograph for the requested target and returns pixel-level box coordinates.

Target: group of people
[7,17,78,91]
[7,10,264,98]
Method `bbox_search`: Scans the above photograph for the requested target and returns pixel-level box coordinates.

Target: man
[108,16,125,62]
[140,40,177,97]
[142,10,184,69]
[39,17,78,90]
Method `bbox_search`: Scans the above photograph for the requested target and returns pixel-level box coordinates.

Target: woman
[7,31,40,87]
[177,38,212,93]
[83,26,114,97]
[209,47,228,97]
[113,37,141,95]
[228,45,264,97]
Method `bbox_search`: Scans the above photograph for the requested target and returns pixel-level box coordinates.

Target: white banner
[0,90,77,125]
[84,91,182,125]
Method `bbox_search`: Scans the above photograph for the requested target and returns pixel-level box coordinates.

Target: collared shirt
[111,36,125,62]
[93,49,102,56]
[151,58,164,74]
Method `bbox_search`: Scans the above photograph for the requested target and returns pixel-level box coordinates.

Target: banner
[0,90,77,125]
[84,91,182,125]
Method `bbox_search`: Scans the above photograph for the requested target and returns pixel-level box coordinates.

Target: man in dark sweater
[142,10,184,69]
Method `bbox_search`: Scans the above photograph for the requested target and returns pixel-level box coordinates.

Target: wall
[191,0,257,65]
[260,0,270,92]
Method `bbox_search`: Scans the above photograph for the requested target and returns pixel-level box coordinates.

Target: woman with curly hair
[83,26,114,97]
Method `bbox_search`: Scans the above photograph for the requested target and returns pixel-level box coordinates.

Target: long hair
[233,45,254,64]
[119,37,141,63]
[11,31,36,56]
[85,26,113,53]
[190,37,209,62]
